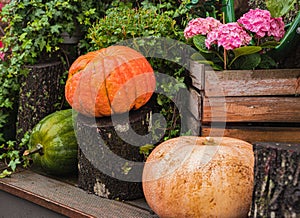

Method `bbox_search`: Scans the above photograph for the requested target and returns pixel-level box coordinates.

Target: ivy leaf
[139,144,155,157]
[50,24,62,34]
[193,35,212,54]
[266,0,296,17]
[8,158,21,172]
[233,53,261,70]
[0,169,12,178]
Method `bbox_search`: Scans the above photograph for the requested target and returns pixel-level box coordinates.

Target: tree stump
[250,142,300,217]
[16,61,66,142]
[76,106,155,200]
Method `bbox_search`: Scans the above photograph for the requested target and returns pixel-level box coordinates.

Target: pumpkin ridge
[65,46,155,117]
[81,63,96,116]
[102,56,116,115]
[112,55,138,113]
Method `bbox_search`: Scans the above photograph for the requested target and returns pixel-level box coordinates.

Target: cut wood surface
[205,69,300,97]
[202,125,300,143]
[203,96,300,123]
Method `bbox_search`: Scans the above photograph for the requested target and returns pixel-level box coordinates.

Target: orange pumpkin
[65,46,156,117]
[142,136,254,218]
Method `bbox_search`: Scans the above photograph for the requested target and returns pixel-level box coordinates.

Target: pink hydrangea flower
[238,9,271,38]
[205,23,252,50]
[184,17,221,39]
[268,17,285,41]
[0,41,4,60]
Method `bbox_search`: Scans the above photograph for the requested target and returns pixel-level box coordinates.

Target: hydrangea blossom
[237,9,271,38]
[237,8,285,40]
[206,23,252,50]
[268,17,285,41]
[0,41,4,60]
[184,17,221,39]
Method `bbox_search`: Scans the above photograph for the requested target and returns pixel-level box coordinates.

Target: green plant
[87,2,190,144]
[185,0,300,70]
[0,132,30,178]
[248,0,300,62]
[0,0,112,177]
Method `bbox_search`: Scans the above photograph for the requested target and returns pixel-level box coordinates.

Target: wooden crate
[190,62,300,143]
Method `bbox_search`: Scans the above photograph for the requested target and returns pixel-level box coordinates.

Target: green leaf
[193,35,212,54]
[233,53,261,70]
[260,41,280,49]
[139,144,155,156]
[233,46,262,59]
[0,169,12,178]
[258,54,278,69]
[191,52,205,61]
[230,46,262,68]
[266,0,296,17]
[8,158,21,172]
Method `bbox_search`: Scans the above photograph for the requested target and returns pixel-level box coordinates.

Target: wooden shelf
[0,168,157,218]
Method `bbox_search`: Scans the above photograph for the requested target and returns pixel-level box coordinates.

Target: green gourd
[27,109,78,176]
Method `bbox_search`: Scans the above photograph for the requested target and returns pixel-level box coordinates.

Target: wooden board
[205,69,300,97]
[0,169,157,218]
[202,125,300,143]
[203,96,300,123]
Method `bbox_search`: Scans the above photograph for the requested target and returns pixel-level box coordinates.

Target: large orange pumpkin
[65,46,156,117]
[142,136,254,218]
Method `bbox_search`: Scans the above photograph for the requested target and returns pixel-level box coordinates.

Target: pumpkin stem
[202,137,218,145]
[23,143,44,156]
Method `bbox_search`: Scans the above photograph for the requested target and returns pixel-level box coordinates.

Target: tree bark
[16,61,66,143]
[76,106,154,200]
[250,142,300,217]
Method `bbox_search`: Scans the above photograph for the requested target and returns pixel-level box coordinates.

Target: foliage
[185,7,287,70]
[0,0,111,176]
[87,2,190,145]
[266,0,296,17]
[249,0,299,23]
[87,4,180,48]
[0,132,30,178]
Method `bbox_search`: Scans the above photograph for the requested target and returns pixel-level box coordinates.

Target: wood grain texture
[203,96,300,123]
[0,169,156,218]
[205,69,300,97]
[202,126,300,143]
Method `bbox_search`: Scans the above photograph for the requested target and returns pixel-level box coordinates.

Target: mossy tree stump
[16,61,66,142]
[251,142,300,217]
[75,106,155,200]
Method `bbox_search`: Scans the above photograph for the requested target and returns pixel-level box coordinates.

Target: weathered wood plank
[0,169,156,218]
[203,96,300,123]
[205,69,300,97]
[202,125,300,143]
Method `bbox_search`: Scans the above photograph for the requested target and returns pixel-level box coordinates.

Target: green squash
[27,109,78,176]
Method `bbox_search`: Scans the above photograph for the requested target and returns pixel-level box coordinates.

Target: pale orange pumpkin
[65,45,156,117]
[142,136,254,218]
